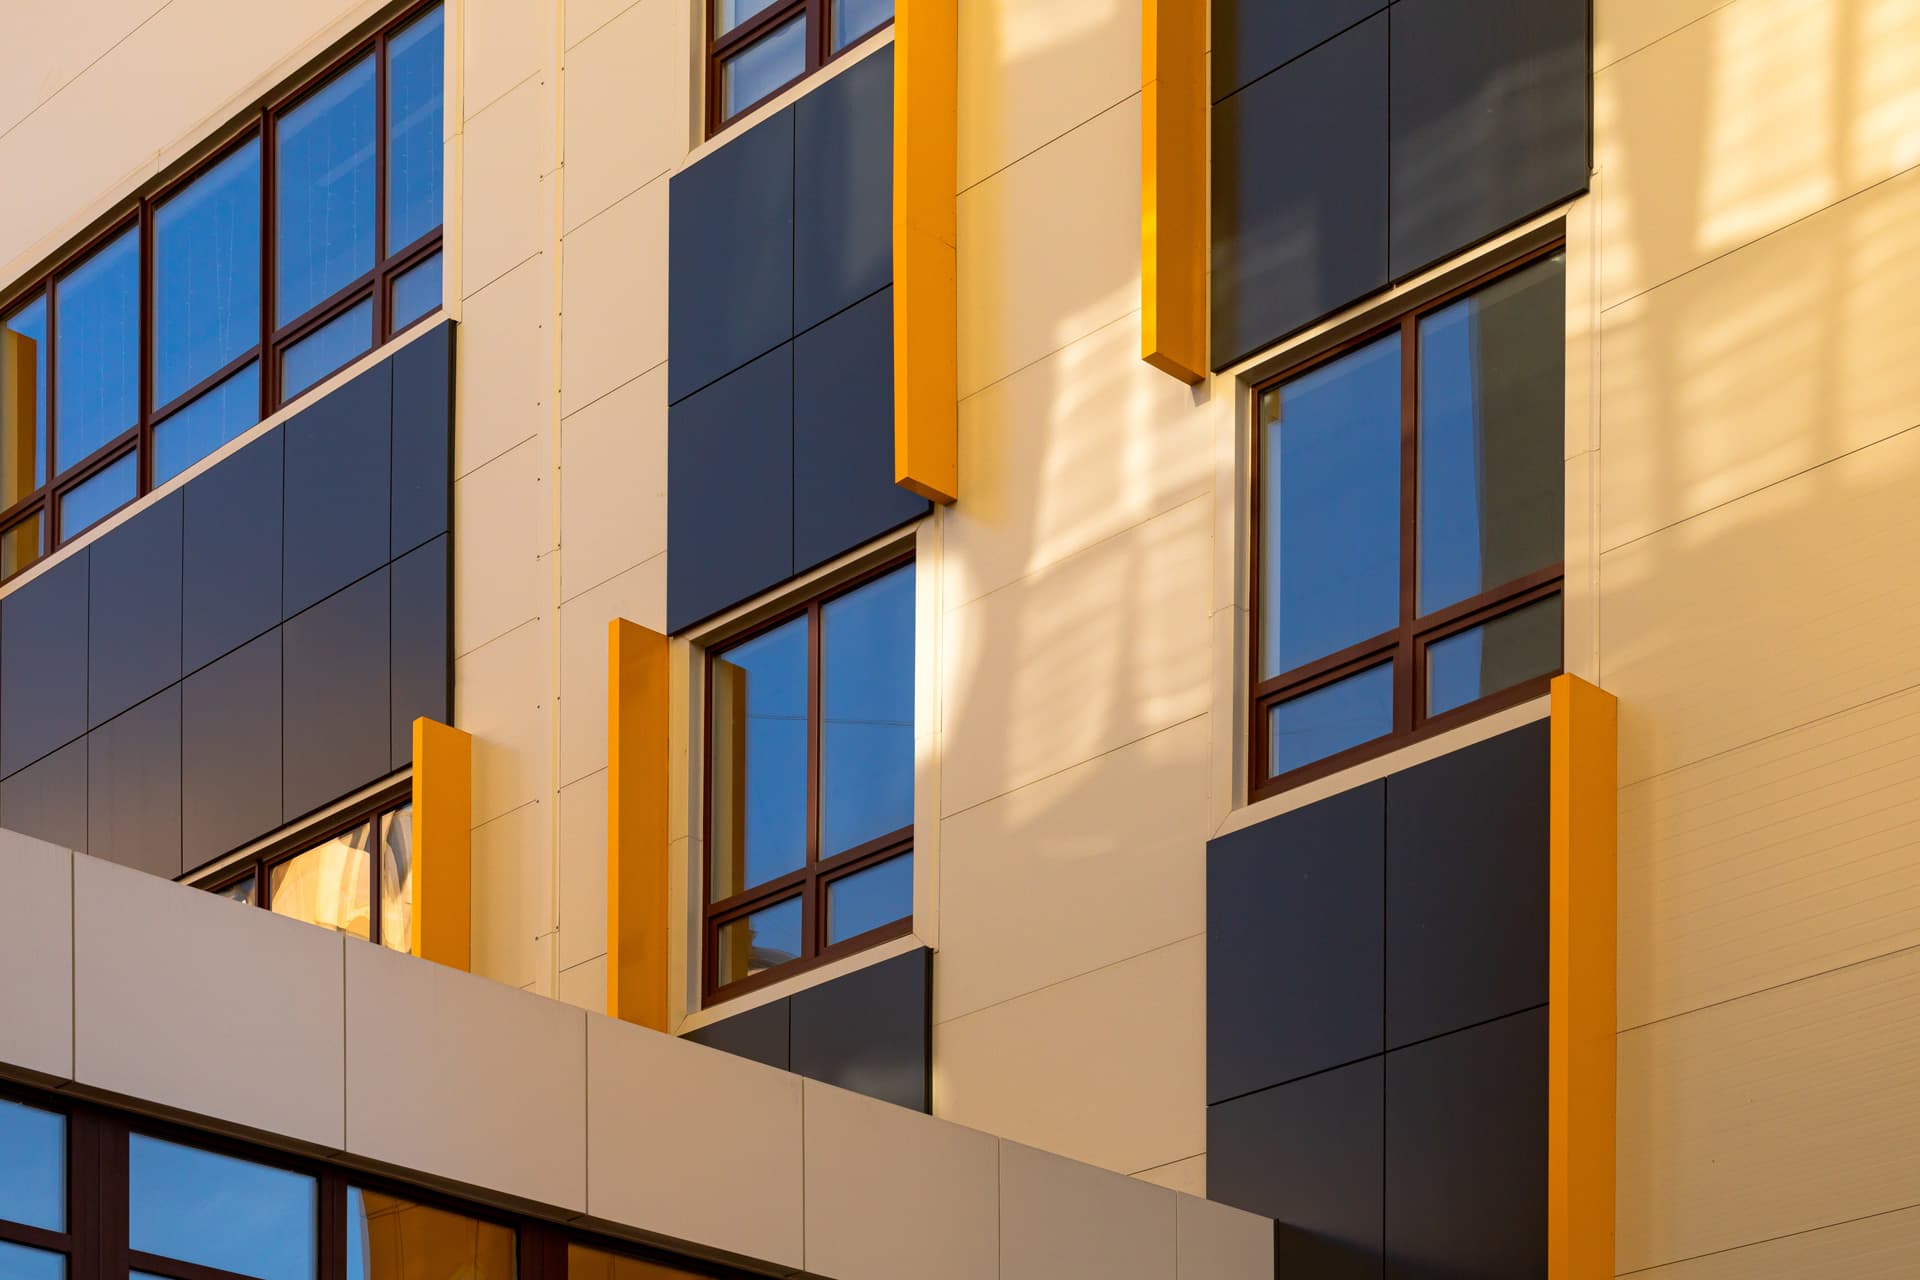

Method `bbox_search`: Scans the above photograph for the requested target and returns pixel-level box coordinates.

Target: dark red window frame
[706,0,893,134]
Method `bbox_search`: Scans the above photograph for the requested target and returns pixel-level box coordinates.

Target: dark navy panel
[283,569,391,822]
[283,357,391,617]
[684,998,791,1072]
[1384,1008,1547,1280]
[181,628,282,866]
[390,534,451,769]
[793,46,893,333]
[1208,1059,1384,1280]
[668,110,795,404]
[86,687,183,879]
[792,288,927,573]
[1388,0,1590,279]
[390,321,454,559]
[1385,721,1549,1049]
[789,947,931,1113]
[1214,0,1386,102]
[667,344,796,632]
[1212,16,1390,370]
[183,428,283,677]
[0,739,88,853]
[0,550,90,779]
[1207,781,1384,1103]
[88,492,183,729]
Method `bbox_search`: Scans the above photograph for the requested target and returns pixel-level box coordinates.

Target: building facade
[0,0,1915,1276]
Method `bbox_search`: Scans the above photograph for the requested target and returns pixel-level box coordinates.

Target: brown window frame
[0,0,444,584]
[1248,240,1567,804]
[705,0,893,135]
[701,552,916,1006]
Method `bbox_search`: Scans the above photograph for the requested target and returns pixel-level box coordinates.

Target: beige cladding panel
[0,832,73,1083]
[1000,1140,1176,1280]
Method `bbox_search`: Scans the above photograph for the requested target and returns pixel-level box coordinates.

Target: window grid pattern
[706,0,892,133]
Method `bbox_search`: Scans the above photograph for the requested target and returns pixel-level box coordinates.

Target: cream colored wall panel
[559,769,610,970]
[462,75,553,301]
[558,556,666,786]
[940,496,1210,817]
[1599,167,1920,550]
[1626,1202,1920,1280]
[566,0,639,48]
[956,99,1140,398]
[1564,452,1598,685]
[1617,946,1920,1270]
[1136,1155,1203,1195]
[559,952,607,1014]
[559,364,669,601]
[1001,1140,1174,1280]
[587,1017,805,1269]
[455,254,551,475]
[73,854,345,1149]
[563,0,687,233]
[1619,685,1920,1029]
[455,439,549,658]
[560,178,670,416]
[957,0,1142,190]
[937,717,1206,1022]
[802,1079,999,1280]
[935,935,1205,1175]
[456,618,552,825]
[1176,1192,1273,1280]
[1594,0,1920,309]
[0,0,168,135]
[465,0,552,118]
[470,800,555,990]
[1594,0,1734,70]
[1601,427,1920,786]
[947,313,1212,610]
[346,940,586,1211]
[0,832,73,1082]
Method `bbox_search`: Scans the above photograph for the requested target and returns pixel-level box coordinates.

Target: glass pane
[281,297,373,399]
[153,361,259,485]
[1261,333,1401,678]
[155,140,262,407]
[390,252,442,331]
[270,822,373,939]
[1426,594,1562,717]
[568,1242,704,1280]
[53,228,139,469]
[717,896,802,986]
[1,294,47,500]
[1417,254,1565,614]
[0,1098,65,1230]
[832,0,893,50]
[218,871,258,907]
[129,1135,316,1280]
[716,0,783,37]
[0,1243,63,1280]
[386,6,445,251]
[277,57,377,326]
[709,615,808,901]
[721,16,805,119]
[820,565,913,856]
[1,513,43,580]
[826,853,910,945]
[380,804,413,953]
[1267,663,1394,779]
[58,452,136,539]
[346,1187,514,1280]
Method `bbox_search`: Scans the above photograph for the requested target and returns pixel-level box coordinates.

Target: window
[0,1,442,582]
[1250,248,1565,798]
[705,558,915,999]
[707,0,893,131]
[202,793,415,952]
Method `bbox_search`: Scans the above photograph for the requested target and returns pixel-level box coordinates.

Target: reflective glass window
[1267,664,1394,780]
[716,0,782,36]
[270,822,374,940]
[380,804,413,953]
[831,0,893,50]
[569,1243,705,1280]
[276,58,377,326]
[0,1243,63,1280]
[1,294,48,502]
[717,897,803,987]
[152,362,260,484]
[346,1187,514,1280]
[129,1135,317,1280]
[57,452,136,540]
[281,297,373,398]
[53,229,139,469]
[826,854,910,945]
[219,871,258,907]
[709,615,809,901]
[1,514,42,580]
[155,140,262,408]
[386,7,445,251]
[390,252,442,331]
[720,17,805,118]
[1426,594,1562,717]
[820,564,914,855]
[0,1098,64,1230]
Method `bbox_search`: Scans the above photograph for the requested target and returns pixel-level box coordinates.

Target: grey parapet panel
[793,44,894,334]
[390,320,454,560]
[282,568,391,824]
[390,534,451,769]
[789,947,931,1113]
[88,491,183,730]
[0,548,90,779]
[283,356,391,618]
[1212,0,1386,102]
[181,628,283,866]
[87,687,183,879]
[183,428,283,678]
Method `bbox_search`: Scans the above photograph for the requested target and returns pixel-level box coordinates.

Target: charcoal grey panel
[283,569,391,823]
[790,947,931,1112]
[1,549,90,779]
[391,321,454,559]
[1384,1008,1546,1280]
[792,288,928,573]
[181,629,282,867]
[283,358,392,617]
[668,110,795,403]
[1207,780,1385,1103]
[794,45,894,333]
[1212,16,1389,370]
[88,492,183,729]
[1208,1059,1384,1280]
[1213,0,1386,101]
[1385,721,1548,1049]
[183,429,283,677]
[86,687,183,879]
[684,997,791,1072]
[1387,0,1590,280]
[667,344,796,633]
[390,534,451,769]
[0,738,88,853]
